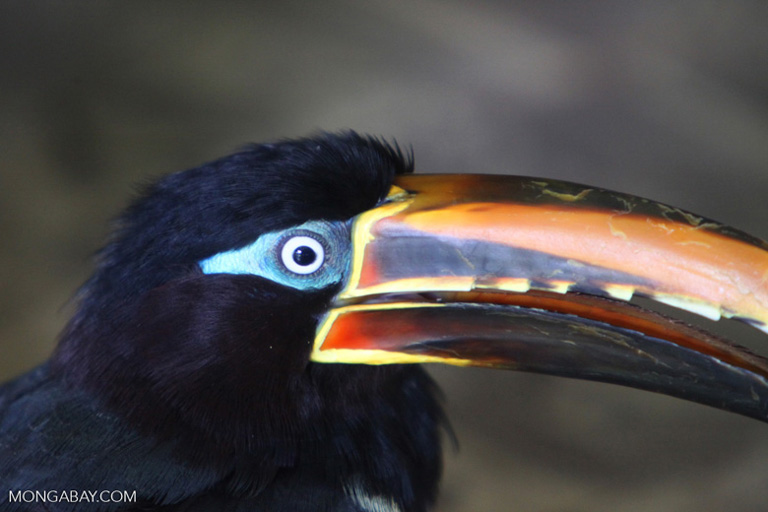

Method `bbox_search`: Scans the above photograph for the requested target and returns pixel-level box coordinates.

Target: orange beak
[311,174,768,422]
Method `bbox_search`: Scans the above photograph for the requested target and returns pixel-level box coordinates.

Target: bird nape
[1,132,767,512]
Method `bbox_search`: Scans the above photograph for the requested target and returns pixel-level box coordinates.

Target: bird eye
[280,235,325,275]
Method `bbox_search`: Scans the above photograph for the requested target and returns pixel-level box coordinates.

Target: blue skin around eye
[199,220,351,291]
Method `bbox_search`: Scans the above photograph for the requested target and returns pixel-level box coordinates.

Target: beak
[311,174,768,422]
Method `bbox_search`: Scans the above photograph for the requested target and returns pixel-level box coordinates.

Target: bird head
[51,133,445,504]
[48,132,768,507]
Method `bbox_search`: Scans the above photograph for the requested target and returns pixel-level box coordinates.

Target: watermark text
[9,489,137,505]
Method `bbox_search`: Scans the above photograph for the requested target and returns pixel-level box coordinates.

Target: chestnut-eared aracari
[1,132,766,511]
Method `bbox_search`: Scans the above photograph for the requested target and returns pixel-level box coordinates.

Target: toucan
[1,132,767,511]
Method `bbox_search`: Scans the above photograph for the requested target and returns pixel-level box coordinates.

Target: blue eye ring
[280,235,325,275]
[199,220,349,290]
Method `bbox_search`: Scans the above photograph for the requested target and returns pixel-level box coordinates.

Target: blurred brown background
[2,2,768,511]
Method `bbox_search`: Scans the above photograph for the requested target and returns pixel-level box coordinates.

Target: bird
[1,131,767,511]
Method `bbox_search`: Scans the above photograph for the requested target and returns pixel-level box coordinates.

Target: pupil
[292,246,317,266]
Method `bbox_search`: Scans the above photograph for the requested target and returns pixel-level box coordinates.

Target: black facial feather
[72,131,412,325]
[23,132,443,511]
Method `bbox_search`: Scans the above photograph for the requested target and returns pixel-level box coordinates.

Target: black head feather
[74,131,412,325]
[44,132,441,511]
